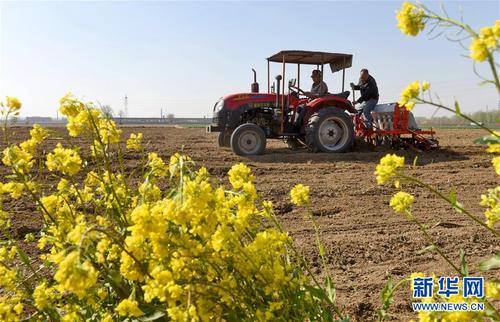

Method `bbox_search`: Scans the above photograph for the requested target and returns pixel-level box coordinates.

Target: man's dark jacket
[353,75,379,103]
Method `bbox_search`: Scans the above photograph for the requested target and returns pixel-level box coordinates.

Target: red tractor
[207,50,438,156]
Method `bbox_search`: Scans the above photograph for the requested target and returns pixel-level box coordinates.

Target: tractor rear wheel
[305,107,354,153]
[217,131,231,148]
[230,123,266,156]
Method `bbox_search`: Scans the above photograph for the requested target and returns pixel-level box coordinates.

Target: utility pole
[124,95,128,117]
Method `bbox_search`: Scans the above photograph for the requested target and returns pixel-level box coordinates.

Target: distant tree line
[416,110,500,127]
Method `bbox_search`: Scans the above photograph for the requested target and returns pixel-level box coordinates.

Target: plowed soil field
[2,126,499,321]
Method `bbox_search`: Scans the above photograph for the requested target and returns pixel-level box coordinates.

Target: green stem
[267,208,344,320]
[90,227,153,280]
[417,98,498,137]
[420,9,500,93]
[411,215,462,273]
[399,174,499,237]
[377,277,410,322]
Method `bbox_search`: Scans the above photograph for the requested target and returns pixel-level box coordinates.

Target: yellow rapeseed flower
[493,156,500,175]
[470,37,489,62]
[2,145,34,174]
[54,251,98,298]
[46,143,82,176]
[486,281,500,300]
[374,154,405,185]
[30,124,49,144]
[422,81,430,91]
[5,96,21,112]
[228,163,254,190]
[469,20,500,62]
[390,191,415,213]
[480,186,499,228]
[126,133,143,151]
[396,2,426,36]
[398,81,421,109]
[115,299,144,317]
[290,184,310,206]
[487,143,500,153]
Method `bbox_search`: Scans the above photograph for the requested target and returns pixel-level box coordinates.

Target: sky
[0,0,498,118]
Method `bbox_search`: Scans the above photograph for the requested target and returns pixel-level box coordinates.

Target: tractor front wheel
[230,123,267,156]
[306,107,354,153]
[217,131,231,148]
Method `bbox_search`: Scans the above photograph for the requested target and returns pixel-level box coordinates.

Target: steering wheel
[289,85,306,96]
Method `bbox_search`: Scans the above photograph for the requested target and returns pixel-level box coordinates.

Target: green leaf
[417,245,437,254]
[304,285,328,300]
[325,275,336,303]
[137,311,166,321]
[473,134,500,145]
[380,278,393,304]
[459,249,469,276]
[454,101,461,115]
[377,279,394,321]
[480,253,500,271]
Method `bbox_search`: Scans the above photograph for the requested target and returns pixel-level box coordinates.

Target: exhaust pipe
[275,75,282,109]
[251,68,259,93]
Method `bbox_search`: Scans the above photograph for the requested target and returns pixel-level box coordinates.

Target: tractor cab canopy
[266,50,353,93]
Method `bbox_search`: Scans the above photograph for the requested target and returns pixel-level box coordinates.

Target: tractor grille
[212,110,228,127]
[212,116,223,126]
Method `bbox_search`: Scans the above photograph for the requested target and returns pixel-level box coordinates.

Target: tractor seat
[331,91,350,99]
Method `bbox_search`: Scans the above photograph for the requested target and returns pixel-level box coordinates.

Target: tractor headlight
[213,98,224,113]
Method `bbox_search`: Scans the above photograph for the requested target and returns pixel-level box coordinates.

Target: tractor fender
[300,96,355,133]
[307,95,356,114]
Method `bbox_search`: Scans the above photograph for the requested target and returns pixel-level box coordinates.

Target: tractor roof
[267,50,353,73]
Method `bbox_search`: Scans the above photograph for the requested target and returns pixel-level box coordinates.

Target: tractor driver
[304,69,328,98]
[294,69,328,130]
[350,69,379,130]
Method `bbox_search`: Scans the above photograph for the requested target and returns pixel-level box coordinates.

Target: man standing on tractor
[304,69,328,98]
[350,69,379,130]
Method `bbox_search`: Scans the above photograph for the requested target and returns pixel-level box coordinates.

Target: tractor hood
[222,93,277,110]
